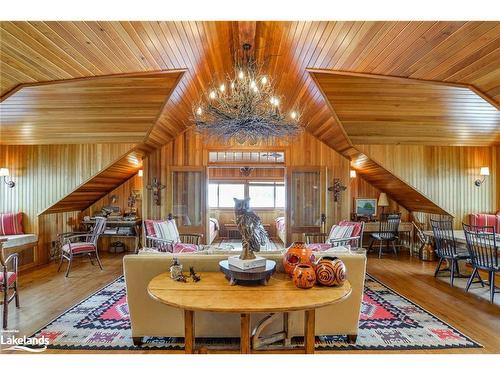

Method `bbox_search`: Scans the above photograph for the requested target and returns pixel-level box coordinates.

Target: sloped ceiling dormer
[0,71,184,144]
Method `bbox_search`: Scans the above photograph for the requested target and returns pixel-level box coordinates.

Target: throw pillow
[153,220,180,243]
[0,212,24,235]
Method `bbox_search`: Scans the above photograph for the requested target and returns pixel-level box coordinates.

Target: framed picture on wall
[355,198,377,216]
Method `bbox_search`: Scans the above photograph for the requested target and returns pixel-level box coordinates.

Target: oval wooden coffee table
[148,271,351,354]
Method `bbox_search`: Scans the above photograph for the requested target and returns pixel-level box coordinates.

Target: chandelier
[192,44,301,145]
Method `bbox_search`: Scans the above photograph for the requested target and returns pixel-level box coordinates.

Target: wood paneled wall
[355,145,497,228]
[142,130,351,239]
[0,143,136,265]
[350,175,410,221]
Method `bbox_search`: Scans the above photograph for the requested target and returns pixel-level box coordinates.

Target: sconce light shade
[475,166,490,187]
[479,167,490,176]
[350,170,357,178]
[0,167,15,188]
[138,169,144,177]
[378,192,389,207]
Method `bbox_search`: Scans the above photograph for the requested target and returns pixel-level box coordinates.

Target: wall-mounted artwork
[355,198,377,216]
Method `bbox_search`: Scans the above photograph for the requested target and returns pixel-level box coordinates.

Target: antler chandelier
[192,44,301,145]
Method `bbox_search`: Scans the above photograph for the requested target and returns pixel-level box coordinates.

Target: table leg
[240,313,251,354]
[304,309,315,354]
[184,310,195,354]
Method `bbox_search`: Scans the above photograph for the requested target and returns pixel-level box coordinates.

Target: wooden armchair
[57,217,107,277]
[304,221,364,251]
[143,217,202,253]
[1,238,20,329]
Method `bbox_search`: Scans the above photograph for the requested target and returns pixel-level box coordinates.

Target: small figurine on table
[170,258,183,280]
[190,267,201,282]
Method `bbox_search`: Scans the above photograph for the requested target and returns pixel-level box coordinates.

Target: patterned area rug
[29,275,481,351]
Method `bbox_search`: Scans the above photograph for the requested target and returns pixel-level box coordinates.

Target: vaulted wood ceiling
[1,21,499,149]
[0,71,183,144]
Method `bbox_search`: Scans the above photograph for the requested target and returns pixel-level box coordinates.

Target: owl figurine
[233,197,269,260]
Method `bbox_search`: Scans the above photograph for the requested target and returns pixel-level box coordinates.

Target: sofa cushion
[0,213,24,235]
[469,213,500,233]
[0,271,17,287]
[62,242,96,254]
[173,243,198,253]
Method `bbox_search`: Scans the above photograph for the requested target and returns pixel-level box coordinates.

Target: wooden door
[169,167,207,242]
[286,166,327,245]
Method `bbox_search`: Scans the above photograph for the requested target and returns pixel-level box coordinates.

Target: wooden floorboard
[2,251,499,354]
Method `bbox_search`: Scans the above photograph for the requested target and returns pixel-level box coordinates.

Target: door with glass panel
[169,167,207,240]
[286,166,326,245]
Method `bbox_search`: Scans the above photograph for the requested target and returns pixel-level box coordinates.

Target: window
[209,181,285,209]
[209,183,245,208]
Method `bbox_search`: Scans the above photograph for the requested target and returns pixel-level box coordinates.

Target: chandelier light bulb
[250,80,256,88]
[238,71,244,80]
[196,107,203,116]
[230,82,235,89]
[291,111,297,120]
[209,91,216,99]
[261,76,268,85]
[252,86,258,93]
[219,84,225,92]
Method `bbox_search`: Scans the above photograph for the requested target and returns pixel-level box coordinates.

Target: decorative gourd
[283,242,315,276]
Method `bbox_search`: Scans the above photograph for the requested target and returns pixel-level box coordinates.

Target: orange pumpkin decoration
[315,256,346,286]
[292,264,316,289]
[283,242,315,276]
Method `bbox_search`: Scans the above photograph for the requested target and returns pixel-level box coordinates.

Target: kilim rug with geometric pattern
[28,275,481,351]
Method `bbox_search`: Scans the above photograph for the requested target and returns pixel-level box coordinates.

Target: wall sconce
[138,169,143,177]
[474,167,489,187]
[350,170,357,178]
[0,168,15,188]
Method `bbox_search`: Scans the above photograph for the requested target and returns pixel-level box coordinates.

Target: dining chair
[368,213,401,258]
[463,223,499,303]
[430,218,469,287]
[1,239,20,329]
[57,217,107,277]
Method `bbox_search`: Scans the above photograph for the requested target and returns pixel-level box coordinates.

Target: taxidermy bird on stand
[233,197,269,260]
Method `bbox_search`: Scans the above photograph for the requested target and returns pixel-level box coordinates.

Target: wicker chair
[430,218,469,287]
[463,223,499,303]
[1,239,20,329]
[57,217,107,277]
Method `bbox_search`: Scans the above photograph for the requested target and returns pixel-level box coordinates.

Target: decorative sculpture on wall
[146,177,166,206]
[239,166,254,177]
[328,178,347,202]
[233,197,269,260]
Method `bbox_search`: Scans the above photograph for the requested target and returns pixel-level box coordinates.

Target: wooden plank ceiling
[0,71,183,144]
[309,70,500,146]
[1,21,499,149]
[39,149,145,214]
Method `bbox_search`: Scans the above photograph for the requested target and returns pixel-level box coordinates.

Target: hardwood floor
[1,251,499,354]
